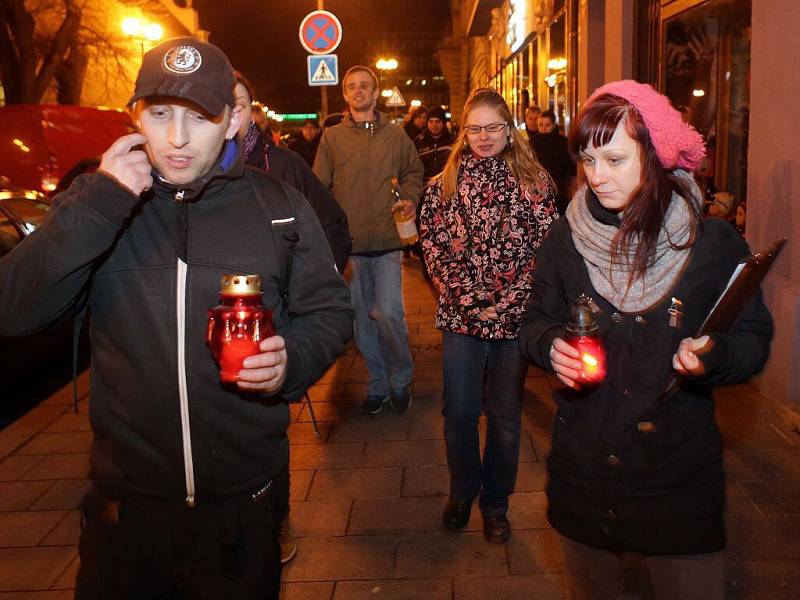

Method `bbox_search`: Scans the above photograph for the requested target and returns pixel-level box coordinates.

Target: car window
[4,198,49,234]
[0,217,22,257]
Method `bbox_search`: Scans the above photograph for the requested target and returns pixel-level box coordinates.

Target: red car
[0,104,134,194]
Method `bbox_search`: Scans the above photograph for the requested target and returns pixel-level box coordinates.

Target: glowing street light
[143,23,163,42]
[376,58,398,71]
[121,17,142,36]
[121,17,163,56]
[410,99,422,108]
[381,89,393,98]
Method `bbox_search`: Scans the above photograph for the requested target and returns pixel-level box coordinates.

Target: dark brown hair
[234,71,256,103]
[569,93,700,284]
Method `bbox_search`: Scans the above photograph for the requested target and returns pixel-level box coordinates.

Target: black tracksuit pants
[75,468,288,600]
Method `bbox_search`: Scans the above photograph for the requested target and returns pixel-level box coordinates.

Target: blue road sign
[307,54,339,87]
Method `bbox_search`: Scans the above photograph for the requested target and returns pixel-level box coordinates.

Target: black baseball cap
[128,37,236,116]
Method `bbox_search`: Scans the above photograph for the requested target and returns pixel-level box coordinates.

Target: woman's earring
[462,139,470,154]
[507,134,514,149]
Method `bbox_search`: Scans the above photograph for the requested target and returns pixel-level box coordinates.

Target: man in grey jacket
[0,38,353,599]
[314,65,424,415]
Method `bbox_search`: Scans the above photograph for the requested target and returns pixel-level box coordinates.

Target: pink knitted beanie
[587,80,706,171]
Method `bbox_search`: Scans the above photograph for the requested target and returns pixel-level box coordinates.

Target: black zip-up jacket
[414,130,454,184]
[0,151,354,504]
[520,192,773,555]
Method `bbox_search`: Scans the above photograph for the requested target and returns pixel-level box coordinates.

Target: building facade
[439,0,800,424]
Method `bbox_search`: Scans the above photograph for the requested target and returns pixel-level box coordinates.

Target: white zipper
[176,258,196,507]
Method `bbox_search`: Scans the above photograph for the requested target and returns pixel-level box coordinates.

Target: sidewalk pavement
[0,256,798,599]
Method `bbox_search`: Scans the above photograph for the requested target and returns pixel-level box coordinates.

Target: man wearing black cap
[414,106,454,184]
[0,37,354,599]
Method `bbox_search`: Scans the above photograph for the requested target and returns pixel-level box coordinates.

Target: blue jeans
[442,332,527,515]
[349,252,413,396]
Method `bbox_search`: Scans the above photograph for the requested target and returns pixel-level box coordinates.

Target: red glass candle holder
[566,295,607,385]
[566,334,607,384]
[207,274,273,383]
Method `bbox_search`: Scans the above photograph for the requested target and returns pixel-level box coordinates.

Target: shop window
[547,13,568,133]
[663,0,751,226]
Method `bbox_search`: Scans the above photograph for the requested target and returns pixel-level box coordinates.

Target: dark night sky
[192,0,450,113]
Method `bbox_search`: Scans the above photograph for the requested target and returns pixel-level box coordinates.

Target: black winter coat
[244,128,351,272]
[519,193,773,555]
[288,135,320,168]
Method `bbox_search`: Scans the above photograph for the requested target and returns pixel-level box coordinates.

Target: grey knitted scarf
[566,173,700,313]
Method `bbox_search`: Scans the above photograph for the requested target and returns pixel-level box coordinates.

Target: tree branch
[34,0,82,102]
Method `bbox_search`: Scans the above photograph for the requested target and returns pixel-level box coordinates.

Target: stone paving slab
[334,578,452,599]
[1,257,799,598]
[453,574,568,600]
[308,467,402,500]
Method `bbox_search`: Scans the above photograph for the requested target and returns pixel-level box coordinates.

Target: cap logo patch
[163,45,202,74]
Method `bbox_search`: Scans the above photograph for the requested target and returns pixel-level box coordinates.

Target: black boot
[482,514,511,543]
[442,497,472,531]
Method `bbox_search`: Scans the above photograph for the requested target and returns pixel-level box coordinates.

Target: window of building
[662,0,752,212]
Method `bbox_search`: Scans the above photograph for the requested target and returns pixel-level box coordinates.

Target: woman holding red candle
[419,88,557,543]
[520,81,773,598]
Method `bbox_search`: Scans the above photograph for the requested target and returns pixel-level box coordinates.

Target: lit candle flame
[582,353,598,373]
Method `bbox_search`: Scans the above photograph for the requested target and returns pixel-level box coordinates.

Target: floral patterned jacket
[420,154,558,339]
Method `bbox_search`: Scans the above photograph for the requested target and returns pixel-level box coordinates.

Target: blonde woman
[419,88,557,543]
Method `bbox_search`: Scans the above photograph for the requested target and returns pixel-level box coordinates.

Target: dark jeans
[75,467,288,600]
[442,332,527,515]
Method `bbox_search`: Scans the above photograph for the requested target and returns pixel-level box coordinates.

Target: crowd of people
[0,36,774,600]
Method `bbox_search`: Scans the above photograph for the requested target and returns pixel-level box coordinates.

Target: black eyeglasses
[463,122,507,135]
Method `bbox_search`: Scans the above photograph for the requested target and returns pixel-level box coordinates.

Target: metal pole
[318,0,328,121]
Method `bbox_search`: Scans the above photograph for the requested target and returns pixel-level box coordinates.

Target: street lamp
[121,17,163,58]
[375,58,398,93]
[143,23,164,42]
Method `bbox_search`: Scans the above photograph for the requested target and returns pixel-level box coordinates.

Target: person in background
[419,87,557,544]
[520,80,772,599]
[0,38,354,599]
[533,109,576,215]
[232,72,351,566]
[235,73,351,273]
[289,118,321,167]
[404,105,429,140]
[414,106,454,184]
[413,106,455,275]
[520,104,541,144]
[251,100,268,131]
[315,65,424,416]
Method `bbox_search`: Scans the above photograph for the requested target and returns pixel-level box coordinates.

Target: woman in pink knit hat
[519,81,773,599]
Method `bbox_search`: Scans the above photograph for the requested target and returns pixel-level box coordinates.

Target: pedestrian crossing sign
[307,54,339,87]
[385,86,406,107]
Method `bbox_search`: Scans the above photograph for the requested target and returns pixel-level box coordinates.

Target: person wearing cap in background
[414,106,454,184]
[0,37,354,599]
[520,80,772,599]
[288,118,322,167]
